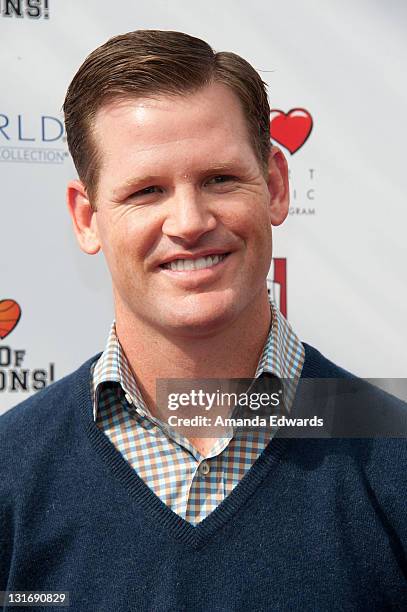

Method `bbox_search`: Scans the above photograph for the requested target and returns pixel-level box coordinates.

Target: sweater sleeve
[0,496,13,590]
[0,412,17,591]
[365,437,407,575]
[0,396,44,591]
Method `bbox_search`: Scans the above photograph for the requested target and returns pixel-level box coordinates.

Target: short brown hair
[63,30,271,208]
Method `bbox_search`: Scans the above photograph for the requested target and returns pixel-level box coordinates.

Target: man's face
[83,82,286,337]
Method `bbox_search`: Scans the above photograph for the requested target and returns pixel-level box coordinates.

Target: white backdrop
[1,0,406,414]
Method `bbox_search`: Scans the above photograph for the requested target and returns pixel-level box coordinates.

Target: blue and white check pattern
[91,299,304,524]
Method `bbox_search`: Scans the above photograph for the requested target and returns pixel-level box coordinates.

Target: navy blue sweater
[1,343,406,611]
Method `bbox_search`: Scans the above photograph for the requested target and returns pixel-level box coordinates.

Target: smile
[160,253,229,272]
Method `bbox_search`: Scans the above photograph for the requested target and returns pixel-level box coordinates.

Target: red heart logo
[0,299,22,340]
[270,108,313,154]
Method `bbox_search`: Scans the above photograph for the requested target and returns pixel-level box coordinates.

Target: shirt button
[199,461,210,476]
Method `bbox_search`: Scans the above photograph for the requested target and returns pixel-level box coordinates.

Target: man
[1,30,406,611]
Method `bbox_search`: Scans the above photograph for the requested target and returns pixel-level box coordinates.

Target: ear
[66,179,101,254]
[266,145,290,226]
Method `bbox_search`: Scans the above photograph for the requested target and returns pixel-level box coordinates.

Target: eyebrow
[112,176,160,200]
[111,161,246,200]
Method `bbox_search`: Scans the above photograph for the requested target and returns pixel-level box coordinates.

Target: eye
[206,175,236,185]
[130,185,162,198]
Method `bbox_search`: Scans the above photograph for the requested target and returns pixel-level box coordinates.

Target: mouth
[159,252,231,272]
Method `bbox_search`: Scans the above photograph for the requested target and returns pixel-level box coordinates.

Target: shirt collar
[255,300,304,381]
[92,298,304,421]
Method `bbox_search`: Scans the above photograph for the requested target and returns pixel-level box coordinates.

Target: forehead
[92,82,257,187]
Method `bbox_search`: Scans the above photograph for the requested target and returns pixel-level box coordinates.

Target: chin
[157,293,240,338]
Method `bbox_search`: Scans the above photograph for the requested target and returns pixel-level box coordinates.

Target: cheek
[99,210,162,266]
[223,198,272,243]
[235,202,273,271]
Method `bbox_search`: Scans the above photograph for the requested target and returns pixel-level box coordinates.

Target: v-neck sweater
[1,343,406,611]
[91,301,305,525]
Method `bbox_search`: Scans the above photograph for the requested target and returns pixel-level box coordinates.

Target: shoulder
[300,342,407,435]
[0,353,100,466]
[301,342,356,378]
[0,353,101,580]
[296,342,407,468]
[302,341,406,410]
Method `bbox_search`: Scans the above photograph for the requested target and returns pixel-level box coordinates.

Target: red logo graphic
[270,108,313,154]
[267,258,287,317]
[0,299,22,340]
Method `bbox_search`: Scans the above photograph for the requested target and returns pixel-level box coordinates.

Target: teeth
[164,254,226,271]
[195,257,208,270]
[182,259,196,271]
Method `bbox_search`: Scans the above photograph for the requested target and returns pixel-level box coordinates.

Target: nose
[161,187,217,243]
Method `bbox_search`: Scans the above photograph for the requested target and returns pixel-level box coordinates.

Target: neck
[115,290,272,418]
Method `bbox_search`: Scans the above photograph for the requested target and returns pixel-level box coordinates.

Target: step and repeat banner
[1,0,406,414]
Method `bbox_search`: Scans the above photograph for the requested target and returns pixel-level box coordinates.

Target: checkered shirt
[91,300,304,524]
